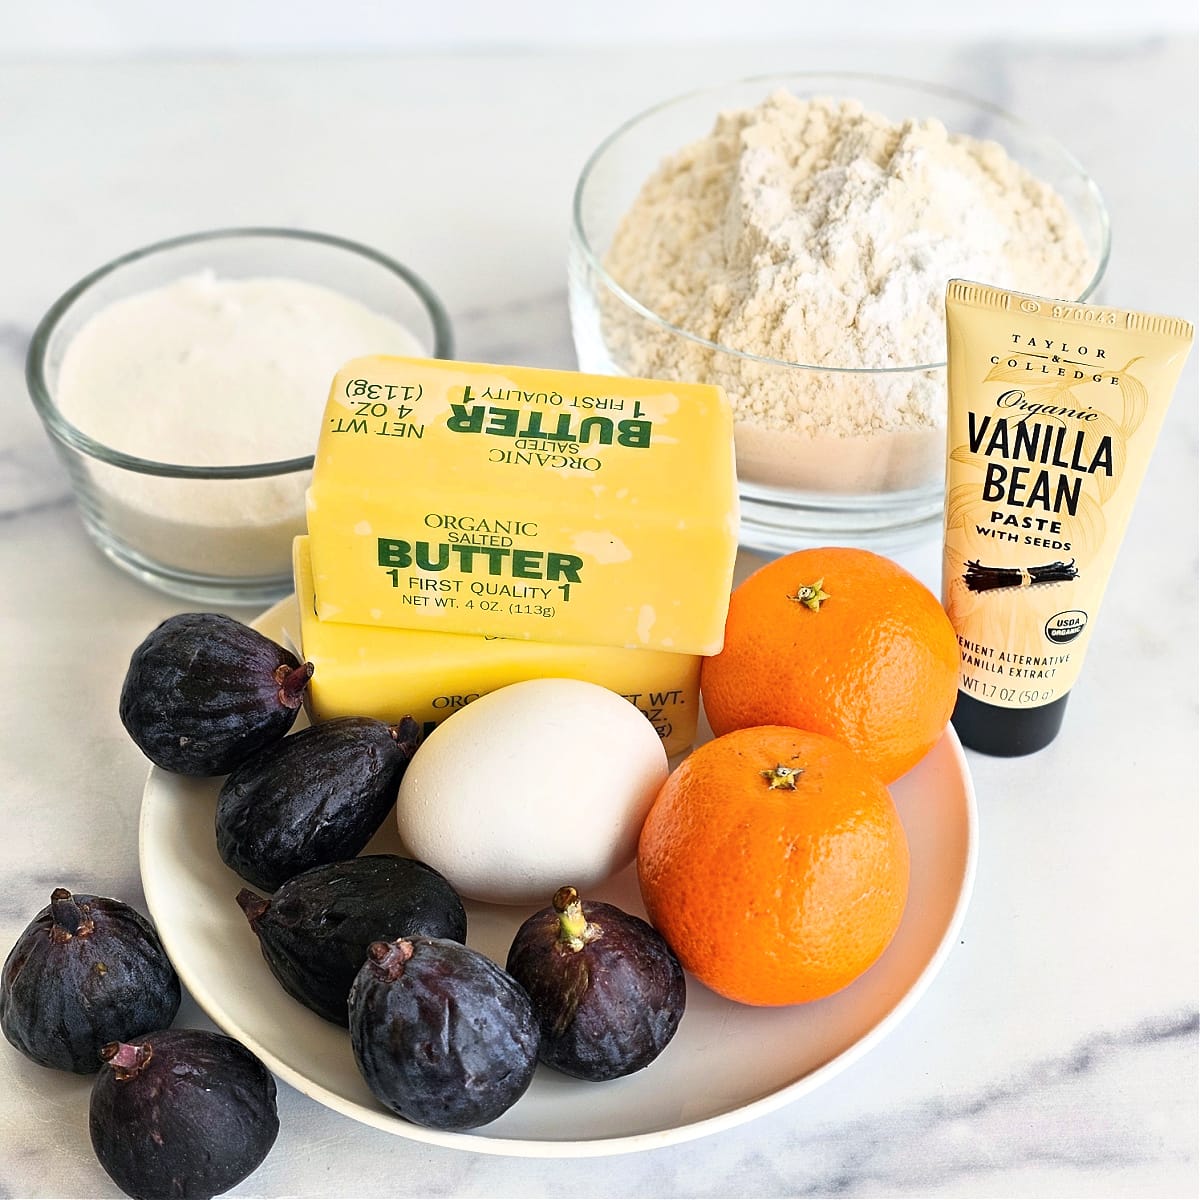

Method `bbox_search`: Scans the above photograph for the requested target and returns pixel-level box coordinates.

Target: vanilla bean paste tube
[942,281,1193,756]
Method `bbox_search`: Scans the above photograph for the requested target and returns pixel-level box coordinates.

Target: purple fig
[1,888,181,1074]
[90,1028,278,1199]
[236,853,466,1025]
[216,716,421,891]
[120,612,312,776]
[506,886,685,1081]
[349,937,539,1130]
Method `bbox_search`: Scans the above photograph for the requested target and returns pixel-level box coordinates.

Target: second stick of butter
[291,537,701,757]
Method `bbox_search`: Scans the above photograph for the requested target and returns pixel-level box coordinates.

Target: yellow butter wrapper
[306,356,738,654]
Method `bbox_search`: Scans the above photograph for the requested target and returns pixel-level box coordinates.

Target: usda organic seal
[1045,610,1088,645]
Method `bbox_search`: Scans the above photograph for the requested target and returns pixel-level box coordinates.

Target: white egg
[395,678,669,905]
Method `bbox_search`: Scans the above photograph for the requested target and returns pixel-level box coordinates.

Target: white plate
[139,598,977,1159]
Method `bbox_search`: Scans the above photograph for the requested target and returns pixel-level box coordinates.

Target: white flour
[56,272,423,577]
[603,91,1093,492]
[59,271,423,466]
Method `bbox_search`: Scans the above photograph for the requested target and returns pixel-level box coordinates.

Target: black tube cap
[951,690,1070,757]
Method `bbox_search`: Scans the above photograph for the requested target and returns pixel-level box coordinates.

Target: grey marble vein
[778,1010,1198,1199]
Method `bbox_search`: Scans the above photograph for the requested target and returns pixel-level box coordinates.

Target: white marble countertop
[0,37,1196,1200]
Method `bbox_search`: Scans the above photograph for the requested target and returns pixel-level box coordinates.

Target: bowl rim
[570,69,1112,375]
[25,226,456,479]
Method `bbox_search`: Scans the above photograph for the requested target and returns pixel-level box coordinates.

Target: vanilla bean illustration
[963,559,1079,593]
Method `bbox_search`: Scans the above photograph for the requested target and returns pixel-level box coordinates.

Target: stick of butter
[306,356,738,654]
[291,537,700,757]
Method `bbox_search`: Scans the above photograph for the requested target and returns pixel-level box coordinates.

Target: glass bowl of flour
[569,73,1109,553]
[27,228,453,604]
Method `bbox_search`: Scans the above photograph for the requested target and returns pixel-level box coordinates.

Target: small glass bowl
[568,72,1110,554]
[27,228,453,606]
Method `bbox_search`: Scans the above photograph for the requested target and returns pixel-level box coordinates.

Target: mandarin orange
[637,725,910,1006]
[700,547,959,783]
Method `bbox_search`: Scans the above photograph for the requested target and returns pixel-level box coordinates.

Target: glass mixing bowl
[27,228,454,605]
[568,72,1110,554]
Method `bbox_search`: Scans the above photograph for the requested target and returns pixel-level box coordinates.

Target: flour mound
[602,91,1093,490]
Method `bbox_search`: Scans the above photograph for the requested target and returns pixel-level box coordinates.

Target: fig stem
[275,661,315,709]
[236,889,270,926]
[49,888,94,942]
[101,1040,153,1081]
[552,886,599,952]
[367,939,414,982]
[388,716,423,752]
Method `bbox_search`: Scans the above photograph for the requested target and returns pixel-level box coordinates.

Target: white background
[2,0,1196,57]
